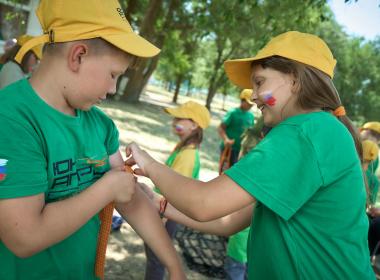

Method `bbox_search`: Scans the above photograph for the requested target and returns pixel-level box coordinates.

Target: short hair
[43,38,138,68]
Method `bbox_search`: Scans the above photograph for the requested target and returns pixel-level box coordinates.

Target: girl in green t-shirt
[144,101,210,280]
[127,31,374,279]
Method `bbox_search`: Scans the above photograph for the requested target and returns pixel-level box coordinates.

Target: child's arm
[139,183,252,236]
[126,143,255,222]
[110,152,185,280]
[0,155,135,258]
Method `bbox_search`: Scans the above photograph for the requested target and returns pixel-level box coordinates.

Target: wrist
[145,160,159,177]
[159,197,168,219]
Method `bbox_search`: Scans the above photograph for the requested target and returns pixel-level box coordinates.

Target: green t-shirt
[226,226,249,263]
[367,157,379,205]
[225,111,374,280]
[0,79,119,280]
[221,108,254,151]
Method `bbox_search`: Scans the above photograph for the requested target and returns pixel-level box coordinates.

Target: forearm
[147,161,207,220]
[116,187,184,278]
[2,180,114,257]
[164,200,253,236]
[218,125,229,141]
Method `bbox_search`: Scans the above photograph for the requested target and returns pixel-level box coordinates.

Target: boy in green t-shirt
[0,1,185,279]
[218,89,254,168]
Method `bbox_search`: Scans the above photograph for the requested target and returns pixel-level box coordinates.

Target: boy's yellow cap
[17,35,43,59]
[15,0,160,63]
[362,140,379,162]
[165,101,211,129]
[362,122,380,134]
[239,89,253,105]
[224,31,337,89]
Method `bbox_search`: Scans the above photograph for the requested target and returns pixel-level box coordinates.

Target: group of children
[0,0,379,279]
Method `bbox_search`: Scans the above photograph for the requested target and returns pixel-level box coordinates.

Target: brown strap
[219,145,232,175]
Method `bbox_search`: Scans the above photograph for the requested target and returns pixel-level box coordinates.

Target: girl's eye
[255,80,263,87]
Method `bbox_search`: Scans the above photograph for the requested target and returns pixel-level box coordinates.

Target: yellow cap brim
[242,98,254,105]
[164,107,188,119]
[103,33,160,58]
[224,57,256,89]
[32,45,43,60]
[224,52,278,89]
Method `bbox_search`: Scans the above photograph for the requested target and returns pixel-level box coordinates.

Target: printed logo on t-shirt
[0,159,8,181]
[48,155,108,202]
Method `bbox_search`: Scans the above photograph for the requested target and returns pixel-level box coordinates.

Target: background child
[218,89,254,170]
[126,31,374,279]
[360,122,380,206]
[362,140,380,257]
[223,118,270,280]
[144,101,210,280]
[0,35,41,88]
[0,1,185,279]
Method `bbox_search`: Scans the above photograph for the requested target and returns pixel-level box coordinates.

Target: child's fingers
[125,142,140,157]
[124,157,136,166]
[133,168,146,176]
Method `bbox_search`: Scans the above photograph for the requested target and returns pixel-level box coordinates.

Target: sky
[328,0,380,40]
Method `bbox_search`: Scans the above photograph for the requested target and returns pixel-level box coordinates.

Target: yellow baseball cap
[362,122,380,134]
[224,31,337,89]
[165,101,211,129]
[239,89,253,105]
[17,35,43,60]
[15,0,160,63]
[362,140,379,162]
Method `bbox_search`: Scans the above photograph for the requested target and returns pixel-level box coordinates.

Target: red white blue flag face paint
[0,159,7,181]
[261,91,276,106]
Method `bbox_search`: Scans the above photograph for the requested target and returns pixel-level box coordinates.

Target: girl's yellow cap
[165,101,211,129]
[15,0,160,63]
[362,140,379,162]
[224,31,336,89]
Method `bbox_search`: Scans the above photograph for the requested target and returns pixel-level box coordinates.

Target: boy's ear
[67,43,89,72]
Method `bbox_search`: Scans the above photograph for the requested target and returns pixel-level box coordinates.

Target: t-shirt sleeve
[170,149,196,178]
[222,110,234,126]
[93,107,120,156]
[0,116,48,198]
[225,124,323,220]
[104,119,119,156]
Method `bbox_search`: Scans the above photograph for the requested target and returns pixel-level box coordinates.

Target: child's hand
[125,142,157,176]
[102,168,136,203]
[224,138,235,147]
[368,206,380,218]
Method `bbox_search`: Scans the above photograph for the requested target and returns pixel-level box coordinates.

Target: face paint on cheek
[174,124,185,132]
[261,91,276,106]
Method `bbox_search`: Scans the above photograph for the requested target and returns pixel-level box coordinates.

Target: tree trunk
[125,0,138,23]
[172,74,183,103]
[186,77,192,96]
[122,0,179,102]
